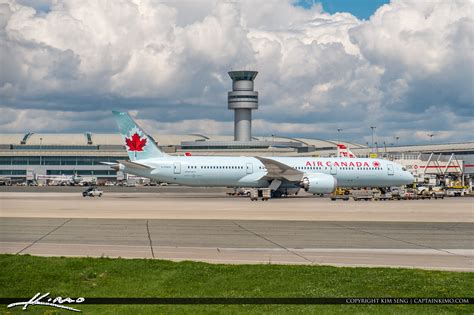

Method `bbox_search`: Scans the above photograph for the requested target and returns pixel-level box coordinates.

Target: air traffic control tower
[228,70,258,141]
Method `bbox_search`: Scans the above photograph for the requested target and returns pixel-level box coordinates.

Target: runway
[1,191,473,271]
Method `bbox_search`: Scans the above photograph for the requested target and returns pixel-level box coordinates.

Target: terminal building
[0,70,473,188]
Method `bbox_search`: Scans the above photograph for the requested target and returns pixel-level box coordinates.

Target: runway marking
[330,222,470,258]
[16,218,72,255]
[146,220,155,259]
[232,221,315,264]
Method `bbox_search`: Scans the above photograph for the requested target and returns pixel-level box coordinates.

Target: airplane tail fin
[112,111,167,161]
[337,144,357,158]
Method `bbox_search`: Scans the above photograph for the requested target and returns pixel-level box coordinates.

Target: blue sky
[297,0,390,19]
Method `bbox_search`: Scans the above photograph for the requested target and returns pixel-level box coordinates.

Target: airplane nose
[406,172,415,183]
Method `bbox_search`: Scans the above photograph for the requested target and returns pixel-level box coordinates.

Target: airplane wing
[254,157,303,182]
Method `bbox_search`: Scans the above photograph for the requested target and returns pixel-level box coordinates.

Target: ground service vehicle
[330,188,350,201]
[352,189,375,201]
[82,187,103,197]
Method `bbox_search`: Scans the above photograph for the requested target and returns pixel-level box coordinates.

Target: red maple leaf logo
[373,161,380,168]
[125,133,147,151]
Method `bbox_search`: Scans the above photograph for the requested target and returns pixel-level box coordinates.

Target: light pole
[428,133,434,144]
[370,126,376,153]
[394,136,400,146]
[39,137,43,167]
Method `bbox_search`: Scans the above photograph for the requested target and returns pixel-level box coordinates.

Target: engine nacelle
[300,173,337,194]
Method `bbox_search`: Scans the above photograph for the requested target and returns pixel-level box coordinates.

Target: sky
[0,0,473,145]
[297,0,390,20]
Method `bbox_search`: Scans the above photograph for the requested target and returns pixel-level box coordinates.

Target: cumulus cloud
[0,0,472,144]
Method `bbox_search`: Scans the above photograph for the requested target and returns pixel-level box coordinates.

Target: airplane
[35,174,95,186]
[36,174,82,186]
[108,111,414,197]
[337,144,357,158]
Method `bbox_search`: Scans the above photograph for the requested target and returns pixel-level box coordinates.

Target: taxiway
[1,190,472,271]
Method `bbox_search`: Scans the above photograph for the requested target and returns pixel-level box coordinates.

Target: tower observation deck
[228,70,258,141]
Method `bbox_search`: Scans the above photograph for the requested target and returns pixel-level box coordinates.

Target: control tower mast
[228,70,258,141]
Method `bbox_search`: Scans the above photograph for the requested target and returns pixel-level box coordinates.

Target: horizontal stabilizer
[117,160,152,170]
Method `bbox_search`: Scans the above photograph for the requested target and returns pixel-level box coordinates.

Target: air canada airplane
[337,144,357,158]
[108,111,414,196]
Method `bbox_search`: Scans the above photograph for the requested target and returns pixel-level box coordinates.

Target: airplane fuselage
[121,156,414,189]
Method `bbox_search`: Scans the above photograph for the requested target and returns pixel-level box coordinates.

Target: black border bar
[2,298,472,305]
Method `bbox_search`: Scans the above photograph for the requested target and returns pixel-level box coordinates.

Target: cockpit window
[402,167,407,171]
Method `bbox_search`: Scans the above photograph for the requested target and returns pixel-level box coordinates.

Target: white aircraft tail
[337,144,357,158]
[112,111,168,161]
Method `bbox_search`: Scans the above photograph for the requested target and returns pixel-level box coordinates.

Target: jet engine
[300,173,337,194]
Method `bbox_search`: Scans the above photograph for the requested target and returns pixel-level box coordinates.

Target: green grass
[0,254,472,314]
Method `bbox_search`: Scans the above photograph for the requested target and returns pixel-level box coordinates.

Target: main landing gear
[249,188,271,201]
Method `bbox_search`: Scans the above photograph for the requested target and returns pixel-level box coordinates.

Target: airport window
[0,170,26,175]
[228,95,258,99]
[44,158,61,165]
[77,170,93,175]
[0,157,11,165]
[28,157,40,165]
[47,170,75,175]
[12,158,28,165]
